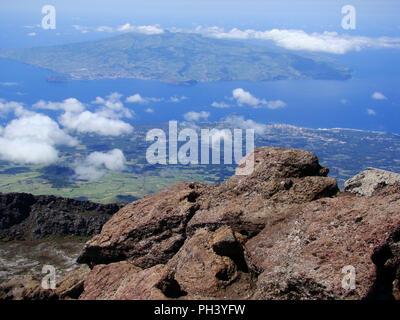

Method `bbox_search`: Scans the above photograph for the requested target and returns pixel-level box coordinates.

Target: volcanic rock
[344,167,400,197]
[0,193,123,240]
[20,145,396,300]
[186,147,338,237]
[77,182,207,268]
[166,228,254,299]
[246,190,400,299]
[80,261,187,300]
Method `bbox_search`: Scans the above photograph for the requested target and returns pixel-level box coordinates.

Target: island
[0,31,352,83]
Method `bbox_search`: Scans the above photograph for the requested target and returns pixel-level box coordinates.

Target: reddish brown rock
[78,147,338,272]
[73,147,400,300]
[80,261,176,300]
[80,261,141,300]
[50,265,91,299]
[77,182,206,268]
[166,228,255,299]
[187,147,338,237]
[245,192,400,300]
[212,226,244,257]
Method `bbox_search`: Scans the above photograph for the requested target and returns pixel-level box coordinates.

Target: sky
[1,1,400,40]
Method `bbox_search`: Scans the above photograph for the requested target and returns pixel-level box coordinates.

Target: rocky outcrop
[187,148,338,238]
[77,147,344,300]
[0,193,124,240]
[246,191,400,299]
[78,147,337,269]
[77,182,206,268]
[8,146,400,300]
[80,262,173,300]
[344,167,400,197]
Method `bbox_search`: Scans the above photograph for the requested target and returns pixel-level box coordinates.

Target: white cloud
[194,26,400,54]
[232,88,286,109]
[33,98,86,113]
[125,93,163,104]
[93,92,133,118]
[74,149,126,181]
[145,108,154,113]
[367,108,376,116]
[0,138,59,164]
[95,26,114,33]
[72,25,90,33]
[59,110,133,136]
[32,95,133,137]
[117,24,164,34]
[169,96,187,103]
[184,111,210,122]
[72,24,164,35]
[224,115,267,135]
[0,113,78,164]
[3,114,78,147]
[211,101,231,108]
[232,88,263,107]
[69,24,400,54]
[265,100,287,110]
[27,32,37,37]
[0,99,25,115]
[126,94,148,104]
[372,92,387,100]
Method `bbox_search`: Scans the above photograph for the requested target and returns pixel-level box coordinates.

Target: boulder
[80,262,189,300]
[166,228,254,299]
[344,167,400,197]
[246,192,400,299]
[77,182,206,268]
[187,147,338,237]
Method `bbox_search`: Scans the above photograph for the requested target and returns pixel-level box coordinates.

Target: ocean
[0,48,399,133]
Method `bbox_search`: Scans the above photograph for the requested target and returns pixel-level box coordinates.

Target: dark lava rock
[0,193,124,240]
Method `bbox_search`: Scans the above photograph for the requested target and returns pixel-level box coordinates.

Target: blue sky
[1,0,399,32]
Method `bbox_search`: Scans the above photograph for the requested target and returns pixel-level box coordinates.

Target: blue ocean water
[0,48,399,133]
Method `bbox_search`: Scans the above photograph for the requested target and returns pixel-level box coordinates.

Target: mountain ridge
[0,192,124,241]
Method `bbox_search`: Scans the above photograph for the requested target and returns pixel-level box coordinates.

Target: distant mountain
[0,32,351,83]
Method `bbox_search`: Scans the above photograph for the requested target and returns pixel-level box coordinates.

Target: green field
[1,123,399,203]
